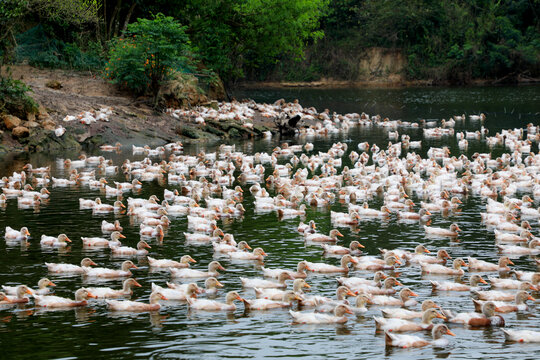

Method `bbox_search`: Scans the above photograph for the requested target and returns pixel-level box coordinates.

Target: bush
[105,13,194,106]
[0,75,39,117]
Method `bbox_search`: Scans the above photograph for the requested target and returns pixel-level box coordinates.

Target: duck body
[503,329,540,342]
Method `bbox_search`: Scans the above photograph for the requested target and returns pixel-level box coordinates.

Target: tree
[105,13,193,106]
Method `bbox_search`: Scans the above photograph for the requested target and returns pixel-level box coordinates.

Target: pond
[0,85,539,359]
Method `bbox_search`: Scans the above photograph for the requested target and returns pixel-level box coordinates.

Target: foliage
[104,13,193,105]
[0,75,39,117]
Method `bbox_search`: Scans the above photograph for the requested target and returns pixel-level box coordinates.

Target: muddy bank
[0,66,274,157]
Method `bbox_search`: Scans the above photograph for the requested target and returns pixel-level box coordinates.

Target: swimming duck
[261,261,313,279]
[107,291,167,312]
[350,277,402,295]
[84,278,142,298]
[354,255,401,271]
[374,308,446,332]
[255,279,310,300]
[384,324,455,348]
[40,234,72,247]
[4,226,30,240]
[1,285,32,303]
[424,223,461,237]
[101,220,123,233]
[337,272,388,288]
[297,220,317,234]
[228,247,267,261]
[304,229,344,243]
[381,300,440,319]
[430,274,487,291]
[170,261,226,278]
[472,282,536,300]
[442,301,505,327]
[290,304,353,324]
[502,329,540,343]
[184,229,224,243]
[496,239,540,255]
[407,249,451,264]
[494,229,532,242]
[420,258,468,275]
[241,272,293,289]
[2,278,55,296]
[242,291,302,310]
[139,224,165,238]
[147,255,196,268]
[111,240,151,256]
[82,231,125,247]
[472,291,535,313]
[352,294,371,314]
[301,286,357,308]
[34,288,96,308]
[467,256,514,272]
[305,254,357,273]
[82,260,138,278]
[321,241,364,255]
[213,240,251,253]
[369,288,418,307]
[151,282,199,301]
[46,257,97,273]
[489,272,540,289]
[186,291,243,311]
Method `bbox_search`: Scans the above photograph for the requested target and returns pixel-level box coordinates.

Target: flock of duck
[1,100,540,351]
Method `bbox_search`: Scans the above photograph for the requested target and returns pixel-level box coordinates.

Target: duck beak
[134,280,142,287]
[350,257,358,264]
[347,290,356,296]
[90,261,97,266]
[424,249,431,253]
[528,295,536,301]
[395,281,403,286]
[190,258,197,263]
[385,208,391,213]
[161,294,168,300]
[219,265,226,271]
[236,295,243,301]
[26,230,31,236]
[261,251,268,256]
[120,203,126,208]
[480,278,488,284]
[49,281,56,287]
[44,189,50,194]
[409,291,418,297]
[337,232,344,237]
[436,313,446,319]
[145,243,152,249]
[345,308,353,314]
[507,259,514,265]
[245,244,252,250]
[395,259,402,265]
[425,211,432,216]
[216,281,224,287]
[304,283,311,289]
[446,329,456,336]
[131,264,139,269]
[87,292,97,299]
[65,237,72,243]
[433,303,441,308]
[494,307,503,312]
[25,289,33,295]
[358,243,365,248]
[119,234,126,239]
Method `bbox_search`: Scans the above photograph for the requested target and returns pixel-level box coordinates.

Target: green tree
[105,13,193,106]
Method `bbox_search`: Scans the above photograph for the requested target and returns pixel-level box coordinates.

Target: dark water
[0,86,539,360]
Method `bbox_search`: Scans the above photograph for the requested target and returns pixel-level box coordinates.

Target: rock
[12,126,29,138]
[24,121,40,128]
[37,105,49,120]
[3,115,21,130]
[27,112,36,122]
[41,119,56,131]
[45,80,62,90]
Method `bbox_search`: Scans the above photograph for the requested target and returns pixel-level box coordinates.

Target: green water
[0,85,539,359]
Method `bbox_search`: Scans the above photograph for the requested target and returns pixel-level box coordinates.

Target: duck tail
[472,299,482,312]
[241,298,251,309]
[384,331,395,346]
[373,316,384,330]
[381,310,391,318]
[440,308,454,321]
[471,290,481,298]
[501,329,511,341]
[430,280,439,289]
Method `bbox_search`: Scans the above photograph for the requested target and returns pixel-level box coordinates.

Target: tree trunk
[121,3,137,33]
[108,0,122,40]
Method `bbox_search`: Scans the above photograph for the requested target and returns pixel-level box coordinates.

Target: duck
[472,282,536,300]
[297,220,317,234]
[352,294,371,314]
[354,255,401,271]
[502,329,540,343]
[2,278,55,296]
[424,223,461,237]
[242,291,302,310]
[489,272,540,289]
[101,220,123,233]
[262,260,313,279]
[34,288,96,308]
[496,239,540,255]
[442,301,505,327]
[430,274,487,291]
[305,254,357,273]
[384,324,455,348]
[200,277,224,295]
[46,257,97,273]
[255,279,310,300]
[241,272,293,289]
[107,291,167,311]
[228,247,267,261]
[139,224,165,238]
[304,229,344,243]
[147,255,196,268]
[420,258,468,275]
[494,229,532,243]
[472,291,535,313]
[170,261,226,278]
[82,260,138,278]
[337,272,388,288]
[93,200,125,214]
[151,282,199,301]
[381,300,440,319]
[184,229,224,243]
[374,308,446,332]
[212,237,246,254]
[82,231,125,247]
[290,304,353,324]
[300,286,357,308]
[40,234,72,247]
[277,204,307,218]
[349,277,402,295]
[370,288,418,307]
[467,256,514,272]
[186,291,243,311]
[111,240,151,256]
[84,278,142,298]
[4,226,30,240]
[384,245,430,260]
[408,249,451,264]
[0,285,32,303]
[321,241,364,255]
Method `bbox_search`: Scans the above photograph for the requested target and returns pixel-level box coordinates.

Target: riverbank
[0,66,274,157]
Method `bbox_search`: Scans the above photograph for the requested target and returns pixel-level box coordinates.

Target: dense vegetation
[1,0,539,99]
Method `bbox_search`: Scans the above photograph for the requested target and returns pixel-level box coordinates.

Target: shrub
[105,13,194,106]
[0,75,39,117]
